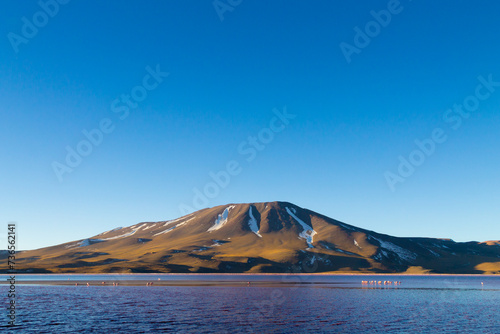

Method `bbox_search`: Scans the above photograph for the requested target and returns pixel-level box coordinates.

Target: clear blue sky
[1,1,500,250]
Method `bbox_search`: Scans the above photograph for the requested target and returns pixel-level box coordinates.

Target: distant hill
[2,202,500,274]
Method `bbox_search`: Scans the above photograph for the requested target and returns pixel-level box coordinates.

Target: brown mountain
[3,202,500,274]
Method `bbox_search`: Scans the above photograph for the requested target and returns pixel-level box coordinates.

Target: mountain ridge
[2,201,500,274]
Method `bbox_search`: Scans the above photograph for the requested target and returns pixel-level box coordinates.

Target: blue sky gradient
[1,0,500,249]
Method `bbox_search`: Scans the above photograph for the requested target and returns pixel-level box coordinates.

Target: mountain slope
[3,202,500,274]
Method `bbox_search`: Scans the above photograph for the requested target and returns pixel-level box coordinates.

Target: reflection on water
[1,275,499,333]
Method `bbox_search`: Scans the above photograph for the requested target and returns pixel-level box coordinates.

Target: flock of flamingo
[74,279,162,286]
[74,282,121,286]
[361,280,401,285]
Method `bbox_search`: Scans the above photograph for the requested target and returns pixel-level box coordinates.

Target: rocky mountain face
[3,202,500,274]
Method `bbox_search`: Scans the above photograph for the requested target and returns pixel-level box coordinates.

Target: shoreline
[0,280,368,287]
[1,272,498,276]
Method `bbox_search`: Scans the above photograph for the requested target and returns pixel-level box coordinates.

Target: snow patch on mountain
[162,213,194,227]
[373,249,389,262]
[427,248,440,257]
[79,239,91,247]
[154,226,176,236]
[129,223,144,229]
[183,217,196,224]
[65,238,103,249]
[208,206,236,232]
[153,225,177,237]
[370,236,417,262]
[193,246,211,252]
[153,221,188,236]
[286,207,317,248]
[433,242,450,249]
[319,241,357,255]
[334,248,355,255]
[248,207,262,237]
[142,223,157,231]
[100,225,144,241]
[154,217,196,236]
[320,242,332,250]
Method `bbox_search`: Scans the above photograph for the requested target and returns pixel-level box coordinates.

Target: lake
[1,274,499,333]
